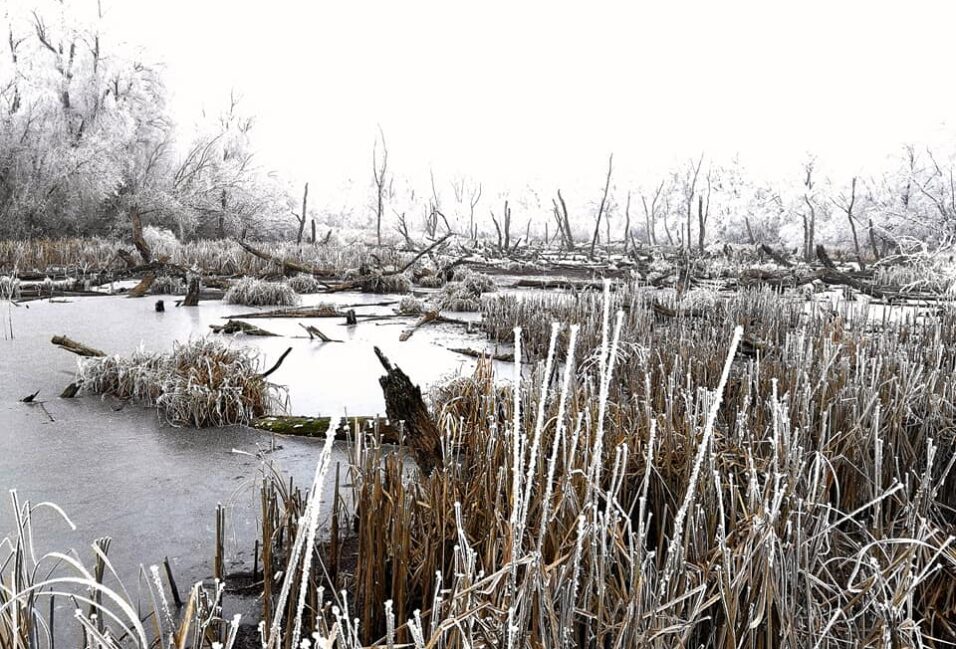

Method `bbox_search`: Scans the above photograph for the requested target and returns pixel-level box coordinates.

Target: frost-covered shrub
[438,269,496,311]
[77,337,285,426]
[287,273,325,294]
[362,272,412,294]
[150,275,186,295]
[398,296,427,315]
[142,226,180,259]
[225,278,300,306]
[0,275,21,300]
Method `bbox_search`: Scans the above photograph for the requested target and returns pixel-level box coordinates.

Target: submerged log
[374,346,442,473]
[252,415,398,442]
[210,320,278,336]
[51,335,106,357]
[298,323,342,342]
[448,347,515,362]
[236,240,336,278]
[399,310,438,341]
[231,305,343,319]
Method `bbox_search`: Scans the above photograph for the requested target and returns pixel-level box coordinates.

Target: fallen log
[759,244,794,268]
[252,415,398,442]
[51,335,106,357]
[210,320,278,336]
[399,311,439,341]
[230,305,343,319]
[236,240,337,278]
[448,347,515,362]
[374,346,442,474]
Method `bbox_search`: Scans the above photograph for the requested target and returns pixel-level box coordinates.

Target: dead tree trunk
[182,275,200,307]
[374,346,441,474]
[590,153,613,259]
[295,182,309,245]
[130,210,151,264]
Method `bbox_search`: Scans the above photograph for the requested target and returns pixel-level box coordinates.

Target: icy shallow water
[0,291,489,596]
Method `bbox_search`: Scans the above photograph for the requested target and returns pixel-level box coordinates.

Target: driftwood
[60,383,80,398]
[128,272,156,298]
[448,347,515,362]
[236,240,336,278]
[322,234,453,293]
[298,323,342,342]
[51,335,106,357]
[259,347,292,379]
[252,415,398,442]
[759,244,793,268]
[210,320,278,336]
[399,311,439,341]
[231,305,343,319]
[374,346,442,473]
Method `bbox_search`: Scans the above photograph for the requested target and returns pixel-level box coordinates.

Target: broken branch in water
[51,335,106,357]
[210,320,278,336]
[298,323,342,342]
[259,347,292,379]
[252,415,398,441]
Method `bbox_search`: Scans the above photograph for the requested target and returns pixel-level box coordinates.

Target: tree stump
[182,275,200,307]
[374,346,441,474]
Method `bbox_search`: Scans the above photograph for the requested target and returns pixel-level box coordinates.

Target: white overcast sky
[107,0,956,189]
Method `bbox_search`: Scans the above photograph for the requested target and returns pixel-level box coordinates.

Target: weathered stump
[182,275,200,307]
[374,346,441,474]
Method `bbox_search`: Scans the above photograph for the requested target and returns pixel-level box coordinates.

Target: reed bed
[337,282,956,647]
[149,274,186,295]
[76,337,286,426]
[224,278,300,306]
[0,238,401,279]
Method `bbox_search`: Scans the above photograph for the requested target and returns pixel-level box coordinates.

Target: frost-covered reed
[76,337,286,426]
[224,277,300,306]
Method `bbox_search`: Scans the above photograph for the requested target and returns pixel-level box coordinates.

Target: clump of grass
[361,272,412,294]
[224,277,300,306]
[437,269,497,311]
[286,273,325,294]
[416,273,445,288]
[77,337,286,426]
[397,295,427,315]
[149,274,185,295]
[0,275,20,300]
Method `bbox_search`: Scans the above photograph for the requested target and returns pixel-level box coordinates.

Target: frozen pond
[0,291,490,598]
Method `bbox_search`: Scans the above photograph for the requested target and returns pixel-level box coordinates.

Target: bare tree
[833,176,865,270]
[552,190,573,250]
[641,179,665,245]
[292,182,308,244]
[468,183,482,241]
[801,158,817,261]
[682,155,704,251]
[372,128,388,246]
[590,154,614,259]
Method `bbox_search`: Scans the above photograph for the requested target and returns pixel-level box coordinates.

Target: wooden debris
[127,271,156,298]
[345,309,357,326]
[236,239,336,278]
[399,310,439,341]
[448,347,515,362]
[231,305,343,319]
[20,390,40,403]
[60,382,80,398]
[259,347,292,379]
[374,346,442,473]
[210,320,278,336]
[252,415,398,442]
[181,275,200,307]
[298,323,342,342]
[51,335,106,357]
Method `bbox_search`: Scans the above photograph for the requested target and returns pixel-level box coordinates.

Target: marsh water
[0,291,492,600]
